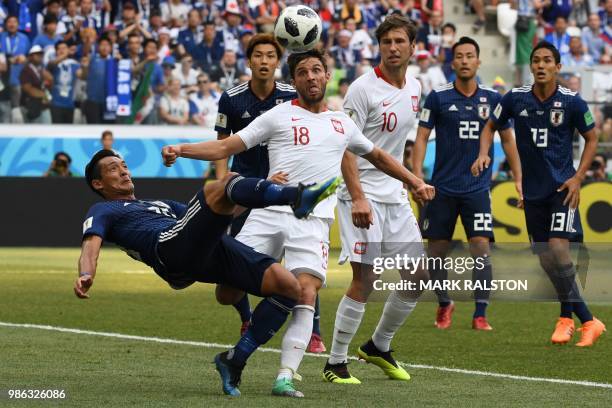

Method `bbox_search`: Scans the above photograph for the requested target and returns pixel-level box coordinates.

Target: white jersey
[238,100,375,219]
[338,66,421,203]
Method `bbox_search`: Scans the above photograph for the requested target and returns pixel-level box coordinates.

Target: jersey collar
[374,65,406,89]
[291,98,328,112]
[453,81,479,98]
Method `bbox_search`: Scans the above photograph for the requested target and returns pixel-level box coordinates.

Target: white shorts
[236,208,331,282]
[338,198,424,265]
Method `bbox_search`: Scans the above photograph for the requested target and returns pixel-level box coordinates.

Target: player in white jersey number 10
[162,47,434,398]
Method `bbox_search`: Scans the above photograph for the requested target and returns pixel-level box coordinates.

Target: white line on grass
[1,321,611,390]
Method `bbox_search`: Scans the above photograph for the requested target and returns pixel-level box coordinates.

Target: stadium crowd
[0,0,610,138]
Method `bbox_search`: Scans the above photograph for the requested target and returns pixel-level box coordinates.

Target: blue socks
[473,256,492,318]
[556,264,593,323]
[430,259,451,306]
[228,296,296,367]
[225,176,298,208]
[233,294,252,323]
[312,295,321,336]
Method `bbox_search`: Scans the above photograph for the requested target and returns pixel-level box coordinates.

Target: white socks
[372,291,417,352]
[328,295,366,365]
[277,304,315,380]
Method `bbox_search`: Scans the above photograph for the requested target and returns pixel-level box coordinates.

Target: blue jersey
[214,81,296,178]
[491,85,595,201]
[82,199,187,269]
[419,82,509,196]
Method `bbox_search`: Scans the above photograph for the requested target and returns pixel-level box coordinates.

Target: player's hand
[515,180,524,209]
[352,197,373,229]
[74,274,93,299]
[558,176,581,209]
[414,182,435,202]
[268,171,288,184]
[162,145,181,167]
[471,155,491,177]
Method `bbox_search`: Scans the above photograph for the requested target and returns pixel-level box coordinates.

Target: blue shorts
[524,190,583,252]
[155,188,275,296]
[421,190,494,240]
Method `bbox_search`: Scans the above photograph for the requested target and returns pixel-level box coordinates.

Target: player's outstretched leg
[225,174,341,219]
[307,295,326,353]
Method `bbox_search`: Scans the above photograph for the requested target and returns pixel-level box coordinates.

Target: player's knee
[215,285,245,305]
[298,281,319,305]
[262,264,301,301]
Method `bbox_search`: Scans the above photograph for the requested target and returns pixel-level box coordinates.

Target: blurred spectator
[36,0,62,35]
[0,51,10,123]
[101,130,114,150]
[125,33,142,64]
[253,0,282,33]
[20,45,52,124]
[582,13,609,63]
[403,140,414,172]
[117,2,152,48]
[157,27,172,61]
[193,21,224,72]
[45,152,74,177]
[200,0,223,24]
[173,53,200,94]
[585,153,610,181]
[0,16,31,106]
[79,0,102,33]
[470,0,487,32]
[216,1,244,54]
[177,9,203,58]
[75,27,97,60]
[189,72,219,128]
[541,0,572,27]
[32,14,61,55]
[492,76,508,95]
[566,74,581,92]
[159,77,190,125]
[161,0,192,28]
[58,0,83,47]
[148,9,164,39]
[80,36,115,124]
[362,0,384,32]
[162,55,176,84]
[544,16,571,59]
[600,0,612,28]
[493,158,514,180]
[513,0,541,86]
[345,17,374,60]
[416,9,443,55]
[569,0,590,27]
[131,38,165,123]
[209,49,245,91]
[562,35,594,67]
[412,50,446,98]
[438,22,457,80]
[48,41,81,123]
[330,30,361,81]
[335,0,364,26]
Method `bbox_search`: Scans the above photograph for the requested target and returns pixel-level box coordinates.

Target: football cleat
[214,351,244,397]
[271,378,304,398]
[307,333,327,353]
[551,317,575,344]
[291,177,342,219]
[435,303,455,329]
[472,316,493,331]
[576,317,606,347]
[240,321,250,337]
[357,339,410,381]
[322,361,361,384]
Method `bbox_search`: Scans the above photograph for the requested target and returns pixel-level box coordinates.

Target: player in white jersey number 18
[161,47,434,398]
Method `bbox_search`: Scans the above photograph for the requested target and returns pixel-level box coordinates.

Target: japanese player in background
[413,37,522,330]
[162,45,434,397]
[323,15,432,385]
[472,41,606,347]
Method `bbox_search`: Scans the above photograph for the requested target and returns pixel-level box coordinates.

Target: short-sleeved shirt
[82,199,187,268]
[214,81,296,178]
[419,82,509,196]
[0,32,31,86]
[238,99,374,219]
[160,95,190,121]
[19,63,45,105]
[491,85,595,201]
[50,58,80,108]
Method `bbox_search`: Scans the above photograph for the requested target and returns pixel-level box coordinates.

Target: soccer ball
[274,5,322,53]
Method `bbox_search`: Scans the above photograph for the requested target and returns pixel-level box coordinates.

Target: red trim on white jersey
[374,65,407,89]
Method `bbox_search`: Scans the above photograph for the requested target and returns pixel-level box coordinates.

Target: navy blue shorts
[421,190,494,240]
[230,208,251,237]
[155,188,275,296]
[524,190,583,252]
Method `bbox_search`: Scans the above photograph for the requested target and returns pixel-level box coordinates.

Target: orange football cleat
[472,316,493,331]
[435,303,455,329]
[307,333,327,353]
[576,318,606,347]
[551,317,575,344]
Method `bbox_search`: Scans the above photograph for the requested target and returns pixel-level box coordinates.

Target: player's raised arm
[498,127,524,207]
[362,147,435,202]
[413,126,432,179]
[74,235,103,299]
[341,151,373,229]
[471,119,496,176]
[214,132,231,180]
[162,135,247,166]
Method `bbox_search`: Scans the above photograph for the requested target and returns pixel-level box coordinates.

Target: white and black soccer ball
[273,5,322,53]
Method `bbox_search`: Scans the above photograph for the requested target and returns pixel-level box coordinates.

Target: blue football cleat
[291,176,342,219]
[214,351,244,397]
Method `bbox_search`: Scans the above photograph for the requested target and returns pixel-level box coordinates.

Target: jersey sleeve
[343,81,369,131]
[346,120,375,156]
[571,95,596,134]
[162,200,188,218]
[82,203,117,241]
[491,91,513,129]
[214,91,232,134]
[490,92,512,130]
[237,110,274,149]
[418,90,439,129]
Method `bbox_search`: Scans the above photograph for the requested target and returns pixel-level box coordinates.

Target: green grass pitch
[1,247,611,407]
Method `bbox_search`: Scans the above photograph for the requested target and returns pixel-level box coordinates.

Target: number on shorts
[473,213,492,231]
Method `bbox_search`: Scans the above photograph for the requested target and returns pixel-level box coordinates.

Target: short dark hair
[442,22,456,33]
[85,150,121,197]
[98,35,112,46]
[375,14,417,44]
[55,40,68,50]
[287,48,327,79]
[101,130,113,139]
[530,41,561,64]
[246,33,283,60]
[43,14,58,26]
[55,151,72,163]
[452,36,480,57]
[143,38,158,50]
